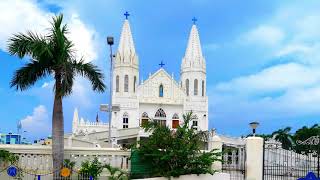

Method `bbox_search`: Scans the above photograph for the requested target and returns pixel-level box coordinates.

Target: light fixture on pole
[249,122,259,137]
[107,36,114,146]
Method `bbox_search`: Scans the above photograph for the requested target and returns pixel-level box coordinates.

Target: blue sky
[1,0,320,140]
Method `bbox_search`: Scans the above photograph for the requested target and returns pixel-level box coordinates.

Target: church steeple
[181,23,206,72]
[113,11,139,96]
[180,19,207,98]
[116,15,138,66]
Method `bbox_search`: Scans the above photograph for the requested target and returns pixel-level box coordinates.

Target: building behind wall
[71,14,209,147]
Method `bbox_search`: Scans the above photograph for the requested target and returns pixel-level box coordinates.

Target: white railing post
[208,134,223,172]
[246,137,264,180]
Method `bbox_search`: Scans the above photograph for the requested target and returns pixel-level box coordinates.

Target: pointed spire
[117,19,136,62]
[184,24,203,64]
[73,108,79,123]
[96,112,99,123]
[72,108,79,133]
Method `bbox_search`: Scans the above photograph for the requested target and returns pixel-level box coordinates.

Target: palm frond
[71,60,105,92]
[10,60,51,91]
[8,31,51,59]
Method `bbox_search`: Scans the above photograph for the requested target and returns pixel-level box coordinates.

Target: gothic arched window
[194,79,198,95]
[155,108,166,126]
[123,112,129,128]
[124,75,129,92]
[159,84,164,97]
[155,108,166,118]
[116,75,119,92]
[186,79,189,96]
[133,76,137,93]
[202,80,205,96]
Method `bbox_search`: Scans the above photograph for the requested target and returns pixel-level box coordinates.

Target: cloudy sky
[0,0,320,140]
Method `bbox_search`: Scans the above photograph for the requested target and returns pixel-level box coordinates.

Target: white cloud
[215,63,320,94]
[68,14,98,62]
[212,1,320,126]
[0,0,98,62]
[240,25,284,46]
[41,82,49,88]
[20,105,50,138]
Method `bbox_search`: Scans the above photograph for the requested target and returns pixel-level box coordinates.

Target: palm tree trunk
[52,75,64,178]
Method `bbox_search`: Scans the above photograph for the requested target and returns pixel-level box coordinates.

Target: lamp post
[249,122,259,137]
[107,36,114,146]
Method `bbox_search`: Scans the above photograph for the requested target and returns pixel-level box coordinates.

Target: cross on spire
[124,11,130,19]
[192,17,197,24]
[159,60,165,68]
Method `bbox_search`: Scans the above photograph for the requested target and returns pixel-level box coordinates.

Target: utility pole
[107,36,114,146]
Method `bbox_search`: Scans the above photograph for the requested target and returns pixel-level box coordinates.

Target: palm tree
[8,14,105,176]
[272,127,294,150]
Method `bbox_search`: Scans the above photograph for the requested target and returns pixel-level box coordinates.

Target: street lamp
[107,36,114,146]
[249,122,259,137]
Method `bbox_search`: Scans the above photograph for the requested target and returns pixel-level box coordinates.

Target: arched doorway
[141,112,149,126]
[172,113,179,129]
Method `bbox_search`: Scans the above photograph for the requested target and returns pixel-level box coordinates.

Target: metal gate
[263,139,320,180]
[222,144,246,180]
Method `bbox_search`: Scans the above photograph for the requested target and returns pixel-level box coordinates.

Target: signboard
[7,166,17,177]
[100,104,120,112]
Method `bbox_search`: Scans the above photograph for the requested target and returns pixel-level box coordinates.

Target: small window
[134,76,137,93]
[159,84,164,97]
[124,75,129,92]
[192,120,198,127]
[116,75,119,92]
[123,113,129,128]
[202,80,205,96]
[194,79,198,95]
[192,121,198,130]
[186,79,189,96]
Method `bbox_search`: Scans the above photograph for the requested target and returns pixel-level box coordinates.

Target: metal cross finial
[192,17,197,24]
[124,11,130,19]
[159,60,165,68]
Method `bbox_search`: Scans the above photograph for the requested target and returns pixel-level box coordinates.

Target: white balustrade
[0,144,131,174]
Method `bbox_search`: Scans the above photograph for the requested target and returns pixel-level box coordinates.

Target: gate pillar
[208,134,223,172]
[246,137,264,180]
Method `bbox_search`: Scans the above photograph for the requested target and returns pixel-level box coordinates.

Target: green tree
[7,14,105,176]
[272,127,294,150]
[293,124,320,153]
[133,112,221,178]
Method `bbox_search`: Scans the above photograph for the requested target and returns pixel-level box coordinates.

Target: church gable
[138,69,185,105]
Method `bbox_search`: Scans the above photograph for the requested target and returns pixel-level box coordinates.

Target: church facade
[111,18,208,131]
[72,16,208,144]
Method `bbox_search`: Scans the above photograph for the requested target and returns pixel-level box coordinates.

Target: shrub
[132,112,221,178]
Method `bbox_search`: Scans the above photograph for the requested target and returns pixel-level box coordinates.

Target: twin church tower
[111,13,208,132]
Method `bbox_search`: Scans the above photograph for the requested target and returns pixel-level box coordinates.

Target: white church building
[71,16,209,147]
